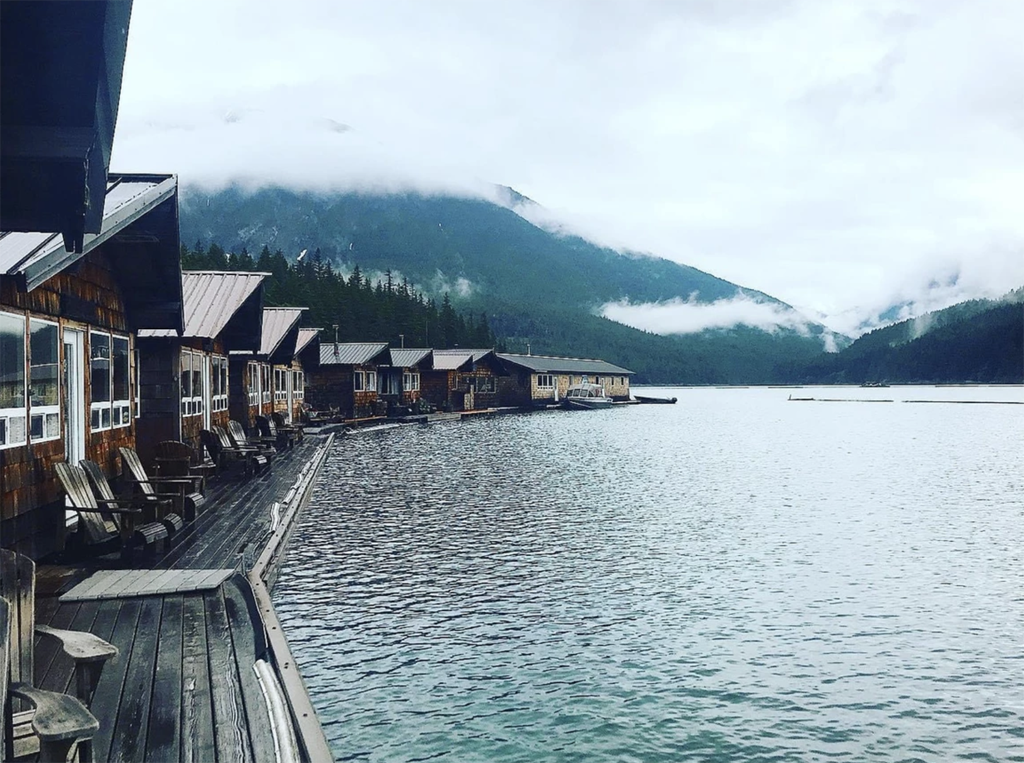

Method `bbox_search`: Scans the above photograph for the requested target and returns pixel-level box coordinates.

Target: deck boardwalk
[31,436,334,763]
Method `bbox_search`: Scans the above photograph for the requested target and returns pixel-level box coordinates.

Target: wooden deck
[30,436,333,762]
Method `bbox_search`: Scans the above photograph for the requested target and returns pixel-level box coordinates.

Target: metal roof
[260,307,306,357]
[430,351,474,371]
[387,348,431,368]
[497,353,634,375]
[433,348,493,363]
[0,174,178,291]
[139,271,267,340]
[319,342,389,366]
[295,328,321,356]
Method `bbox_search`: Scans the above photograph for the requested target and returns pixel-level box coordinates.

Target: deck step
[60,569,235,602]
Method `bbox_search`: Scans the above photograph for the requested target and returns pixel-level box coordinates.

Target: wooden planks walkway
[31,437,332,762]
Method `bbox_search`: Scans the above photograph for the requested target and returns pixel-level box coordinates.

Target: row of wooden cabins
[0,174,323,559]
[308,343,634,418]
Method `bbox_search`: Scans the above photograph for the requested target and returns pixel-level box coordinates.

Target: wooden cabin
[1,0,133,253]
[136,271,266,462]
[378,348,430,414]
[255,307,307,428]
[496,353,633,406]
[307,342,389,420]
[0,174,185,558]
[288,327,320,423]
[423,349,506,412]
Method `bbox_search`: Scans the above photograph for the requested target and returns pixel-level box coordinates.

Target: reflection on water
[274,387,1024,762]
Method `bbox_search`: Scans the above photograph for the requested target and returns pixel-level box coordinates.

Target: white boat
[563,383,613,409]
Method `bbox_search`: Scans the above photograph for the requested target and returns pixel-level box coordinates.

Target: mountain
[179,185,839,383]
[791,290,1024,384]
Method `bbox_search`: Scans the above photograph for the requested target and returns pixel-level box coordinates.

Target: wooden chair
[224,422,275,466]
[118,447,205,524]
[55,462,169,560]
[271,411,304,442]
[153,440,217,493]
[256,415,295,451]
[201,427,267,476]
[2,548,117,762]
[229,418,278,452]
[80,459,184,539]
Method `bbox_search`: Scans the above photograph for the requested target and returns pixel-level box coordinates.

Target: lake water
[274,386,1024,762]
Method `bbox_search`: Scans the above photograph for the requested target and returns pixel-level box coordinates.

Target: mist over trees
[181,242,497,350]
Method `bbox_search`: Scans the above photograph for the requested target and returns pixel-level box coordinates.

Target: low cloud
[431,271,475,299]
[602,294,833,341]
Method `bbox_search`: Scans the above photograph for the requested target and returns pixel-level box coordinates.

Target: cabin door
[62,328,85,465]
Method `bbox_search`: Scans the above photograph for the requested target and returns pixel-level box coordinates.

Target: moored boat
[563,382,614,409]
[633,394,677,404]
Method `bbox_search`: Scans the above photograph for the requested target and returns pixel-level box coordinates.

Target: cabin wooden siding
[271,359,308,423]
[306,364,380,419]
[0,250,139,558]
[454,365,501,410]
[419,370,453,411]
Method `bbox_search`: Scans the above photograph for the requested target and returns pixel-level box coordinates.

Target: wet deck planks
[32,438,327,763]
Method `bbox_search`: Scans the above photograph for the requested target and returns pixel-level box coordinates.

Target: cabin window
[180,350,203,417]
[620,376,625,386]
[403,372,420,391]
[261,364,271,404]
[0,312,27,448]
[29,319,60,442]
[247,361,259,406]
[211,356,229,412]
[354,370,364,391]
[112,336,131,427]
[476,376,495,393]
[274,368,288,402]
[89,331,112,430]
[367,371,377,391]
[536,374,554,389]
[294,371,304,400]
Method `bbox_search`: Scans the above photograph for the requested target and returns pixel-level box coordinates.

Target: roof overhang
[0,0,133,252]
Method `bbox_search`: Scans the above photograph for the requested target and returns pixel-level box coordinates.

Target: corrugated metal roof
[0,174,178,290]
[139,271,267,339]
[295,328,321,356]
[319,342,389,366]
[430,351,474,371]
[433,348,493,363]
[387,348,431,368]
[261,307,306,357]
[497,353,634,375]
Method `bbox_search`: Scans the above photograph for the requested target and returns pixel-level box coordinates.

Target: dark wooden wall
[1,251,136,558]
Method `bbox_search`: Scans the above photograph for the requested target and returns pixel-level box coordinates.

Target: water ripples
[274,389,1024,762]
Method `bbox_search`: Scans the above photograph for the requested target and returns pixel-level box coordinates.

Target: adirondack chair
[201,427,267,476]
[81,458,184,539]
[118,447,205,523]
[153,440,217,494]
[2,548,117,762]
[256,414,295,451]
[271,410,304,442]
[55,462,169,559]
[226,420,277,466]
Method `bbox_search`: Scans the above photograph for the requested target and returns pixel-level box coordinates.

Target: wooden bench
[2,549,117,762]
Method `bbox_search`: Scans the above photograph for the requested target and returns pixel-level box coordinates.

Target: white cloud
[601,294,845,350]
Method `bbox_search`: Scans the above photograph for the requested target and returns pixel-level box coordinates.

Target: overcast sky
[113,0,1024,335]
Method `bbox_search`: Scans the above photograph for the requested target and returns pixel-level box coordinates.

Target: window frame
[247,361,259,406]
[28,317,60,443]
[402,372,420,392]
[90,330,113,432]
[179,349,204,418]
[0,311,28,449]
[112,334,131,428]
[536,374,554,390]
[211,355,229,412]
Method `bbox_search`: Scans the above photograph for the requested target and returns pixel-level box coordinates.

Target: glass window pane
[180,351,192,398]
[0,313,26,412]
[90,332,111,403]
[113,336,129,401]
[29,320,59,408]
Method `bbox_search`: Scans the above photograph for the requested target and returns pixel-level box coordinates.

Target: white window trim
[212,355,229,412]
[403,372,420,392]
[112,335,131,428]
[261,365,271,405]
[248,361,259,407]
[0,309,27,448]
[536,374,554,389]
[294,370,304,400]
[180,349,204,418]
[29,317,60,443]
